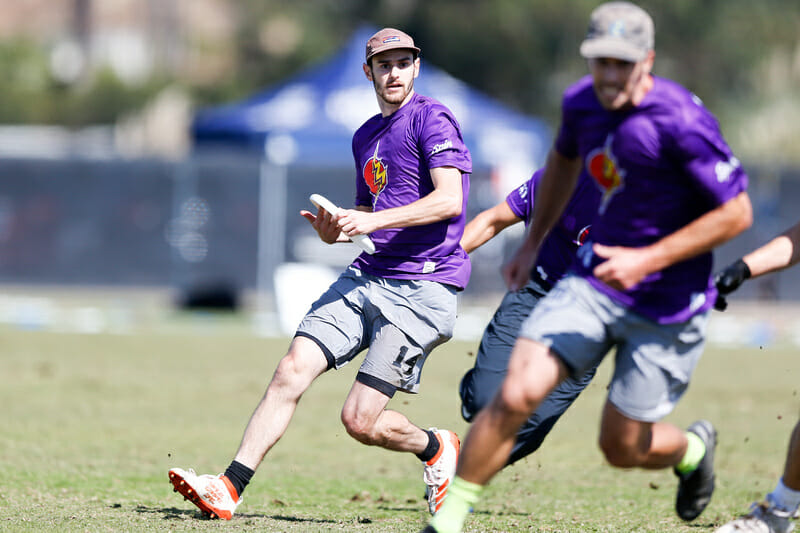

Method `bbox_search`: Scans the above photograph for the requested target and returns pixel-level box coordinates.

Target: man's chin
[380,92,408,106]
[599,96,630,111]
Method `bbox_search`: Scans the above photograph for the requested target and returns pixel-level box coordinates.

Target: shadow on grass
[685,521,719,529]
[135,504,337,524]
[376,504,426,513]
[470,509,528,516]
[375,504,528,518]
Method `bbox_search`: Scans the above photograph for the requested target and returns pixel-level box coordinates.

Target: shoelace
[424,465,445,484]
[424,461,450,487]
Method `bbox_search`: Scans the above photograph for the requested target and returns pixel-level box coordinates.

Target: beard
[593,68,650,110]
[374,77,414,106]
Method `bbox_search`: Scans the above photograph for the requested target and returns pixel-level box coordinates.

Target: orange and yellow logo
[585,134,625,213]
[363,141,387,198]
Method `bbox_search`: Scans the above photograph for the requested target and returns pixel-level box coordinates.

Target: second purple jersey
[506,169,599,287]
[350,93,473,290]
[556,75,748,323]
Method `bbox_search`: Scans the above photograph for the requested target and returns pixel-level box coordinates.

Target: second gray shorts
[519,275,709,422]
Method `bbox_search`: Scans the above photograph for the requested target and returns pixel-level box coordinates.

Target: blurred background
[1,0,799,342]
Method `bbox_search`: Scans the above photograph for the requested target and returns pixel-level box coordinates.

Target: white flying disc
[309,194,376,254]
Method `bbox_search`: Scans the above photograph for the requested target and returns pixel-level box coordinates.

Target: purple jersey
[350,92,473,289]
[506,169,599,287]
[556,75,748,323]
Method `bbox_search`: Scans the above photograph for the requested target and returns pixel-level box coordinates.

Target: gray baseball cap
[579,2,654,62]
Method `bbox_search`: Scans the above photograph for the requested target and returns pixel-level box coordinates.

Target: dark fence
[0,153,505,300]
[0,154,797,304]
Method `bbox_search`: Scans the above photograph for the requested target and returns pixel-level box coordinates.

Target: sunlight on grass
[0,315,797,531]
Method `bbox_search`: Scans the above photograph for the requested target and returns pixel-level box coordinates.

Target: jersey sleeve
[672,106,748,206]
[418,107,472,174]
[505,169,542,224]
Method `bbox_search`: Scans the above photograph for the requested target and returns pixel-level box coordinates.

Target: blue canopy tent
[192,25,551,191]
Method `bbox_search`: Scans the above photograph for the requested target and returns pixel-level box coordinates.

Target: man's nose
[601,64,623,83]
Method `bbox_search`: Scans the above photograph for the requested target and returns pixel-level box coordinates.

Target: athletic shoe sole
[168,469,233,520]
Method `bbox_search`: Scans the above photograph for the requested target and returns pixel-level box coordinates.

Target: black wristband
[734,258,752,280]
[715,258,751,295]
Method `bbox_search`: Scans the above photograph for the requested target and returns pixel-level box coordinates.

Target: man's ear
[642,50,655,74]
[363,62,373,81]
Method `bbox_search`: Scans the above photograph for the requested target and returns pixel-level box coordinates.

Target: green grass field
[0,309,797,532]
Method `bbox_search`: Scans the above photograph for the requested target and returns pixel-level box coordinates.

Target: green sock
[675,431,706,474]
[428,476,483,533]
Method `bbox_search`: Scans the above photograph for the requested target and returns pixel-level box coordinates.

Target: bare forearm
[744,220,800,278]
[370,188,461,229]
[461,202,520,253]
[461,213,498,253]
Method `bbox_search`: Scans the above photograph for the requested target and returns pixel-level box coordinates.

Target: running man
[169,27,472,519]
[458,166,600,465]
[714,220,800,533]
[425,3,752,532]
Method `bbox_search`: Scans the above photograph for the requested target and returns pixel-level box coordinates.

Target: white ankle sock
[769,478,800,513]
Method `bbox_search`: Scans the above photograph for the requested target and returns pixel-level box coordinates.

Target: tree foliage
[203,0,800,163]
[1,1,799,163]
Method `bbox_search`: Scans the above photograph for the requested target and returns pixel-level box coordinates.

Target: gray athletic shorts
[296,266,457,396]
[519,275,709,422]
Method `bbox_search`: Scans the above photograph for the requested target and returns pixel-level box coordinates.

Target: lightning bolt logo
[363,141,388,200]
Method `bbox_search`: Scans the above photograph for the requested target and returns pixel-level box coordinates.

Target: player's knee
[271,352,313,393]
[598,434,642,468]
[340,404,380,446]
[271,357,293,387]
[273,354,299,380]
[494,379,539,420]
[340,408,378,445]
[273,337,328,387]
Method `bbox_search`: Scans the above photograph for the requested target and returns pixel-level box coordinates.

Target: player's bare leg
[598,400,717,521]
[341,379,461,514]
[340,381,428,451]
[426,340,566,533]
[233,336,329,469]
[168,336,328,519]
[598,403,688,468]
